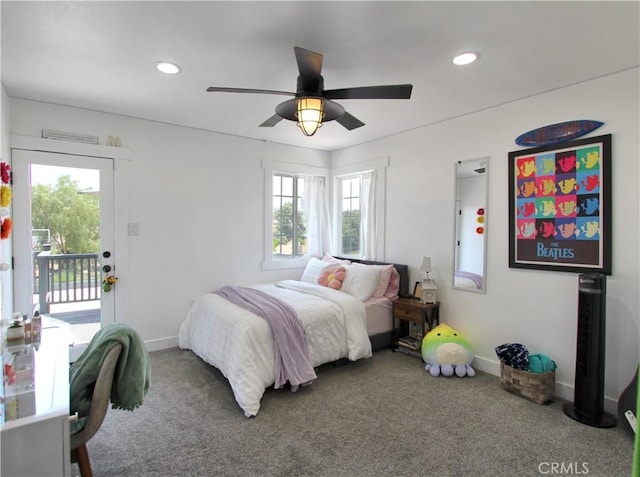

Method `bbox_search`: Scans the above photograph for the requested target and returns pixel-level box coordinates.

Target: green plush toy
[422,323,475,377]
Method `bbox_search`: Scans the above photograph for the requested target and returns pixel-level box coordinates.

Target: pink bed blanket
[215,285,317,391]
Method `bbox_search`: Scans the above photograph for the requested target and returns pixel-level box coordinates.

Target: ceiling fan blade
[206,86,295,96]
[336,111,365,131]
[294,47,323,93]
[259,114,284,128]
[324,84,413,100]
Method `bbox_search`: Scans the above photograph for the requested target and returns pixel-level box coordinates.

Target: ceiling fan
[206,47,413,136]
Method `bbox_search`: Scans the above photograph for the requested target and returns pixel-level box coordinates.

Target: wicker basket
[500,362,555,405]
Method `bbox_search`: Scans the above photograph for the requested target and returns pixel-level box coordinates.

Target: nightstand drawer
[393,302,423,322]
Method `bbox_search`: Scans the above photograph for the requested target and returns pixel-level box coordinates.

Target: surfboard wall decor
[515,120,604,147]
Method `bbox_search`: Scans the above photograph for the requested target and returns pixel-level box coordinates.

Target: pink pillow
[371,264,394,298]
[318,266,346,290]
[384,268,400,299]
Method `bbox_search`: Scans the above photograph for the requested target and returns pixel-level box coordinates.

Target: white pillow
[322,253,351,265]
[300,257,332,284]
[341,263,382,301]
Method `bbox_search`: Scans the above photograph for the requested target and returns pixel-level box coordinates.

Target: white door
[12,149,115,361]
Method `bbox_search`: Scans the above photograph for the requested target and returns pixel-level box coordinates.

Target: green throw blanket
[70,323,152,430]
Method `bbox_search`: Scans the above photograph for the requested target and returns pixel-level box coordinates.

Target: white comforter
[178,280,372,417]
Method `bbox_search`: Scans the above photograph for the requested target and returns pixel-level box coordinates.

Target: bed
[178,255,409,417]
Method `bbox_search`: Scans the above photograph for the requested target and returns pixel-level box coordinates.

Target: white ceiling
[2,1,638,152]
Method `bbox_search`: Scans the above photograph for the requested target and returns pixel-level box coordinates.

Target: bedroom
[0,0,638,465]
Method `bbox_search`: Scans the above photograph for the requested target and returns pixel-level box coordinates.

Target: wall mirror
[453,157,489,293]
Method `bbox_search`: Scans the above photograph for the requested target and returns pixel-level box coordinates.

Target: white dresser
[1,325,71,477]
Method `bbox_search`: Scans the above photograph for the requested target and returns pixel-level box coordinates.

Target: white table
[1,324,71,477]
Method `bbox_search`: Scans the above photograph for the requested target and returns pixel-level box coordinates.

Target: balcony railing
[34,252,101,314]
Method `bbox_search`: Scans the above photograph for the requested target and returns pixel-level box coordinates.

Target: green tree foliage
[341,209,360,255]
[272,202,306,253]
[31,176,100,253]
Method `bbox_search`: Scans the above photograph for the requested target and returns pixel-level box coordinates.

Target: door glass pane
[30,165,102,347]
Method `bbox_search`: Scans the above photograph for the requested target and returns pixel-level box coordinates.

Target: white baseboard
[473,356,618,415]
[144,335,178,352]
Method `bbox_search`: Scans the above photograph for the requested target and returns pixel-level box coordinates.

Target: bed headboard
[334,257,410,298]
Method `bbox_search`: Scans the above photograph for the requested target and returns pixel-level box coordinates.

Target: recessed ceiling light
[453,52,480,66]
[154,61,182,75]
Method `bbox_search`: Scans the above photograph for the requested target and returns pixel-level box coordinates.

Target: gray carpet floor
[86,347,634,477]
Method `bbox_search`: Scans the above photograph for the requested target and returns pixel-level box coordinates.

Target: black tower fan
[563,273,616,427]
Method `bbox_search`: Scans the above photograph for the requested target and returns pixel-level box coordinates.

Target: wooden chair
[70,344,123,477]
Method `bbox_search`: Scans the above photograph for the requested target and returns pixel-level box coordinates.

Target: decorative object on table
[508,134,611,274]
[515,120,604,147]
[5,320,24,342]
[422,323,475,377]
[102,275,118,292]
[418,256,437,304]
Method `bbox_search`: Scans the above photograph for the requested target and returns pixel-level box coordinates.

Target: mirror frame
[453,157,489,293]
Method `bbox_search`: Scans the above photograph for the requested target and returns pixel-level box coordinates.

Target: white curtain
[360,170,377,260]
[303,176,331,258]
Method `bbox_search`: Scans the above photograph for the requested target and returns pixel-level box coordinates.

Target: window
[272,174,306,258]
[332,157,388,260]
[262,160,329,271]
[339,176,361,256]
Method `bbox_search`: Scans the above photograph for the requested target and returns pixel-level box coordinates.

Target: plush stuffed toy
[318,266,346,290]
[422,323,475,377]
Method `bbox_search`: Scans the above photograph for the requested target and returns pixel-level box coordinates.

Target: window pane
[339,176,361,256]
[282,175,293,196]
[272,173,305,258]
[342,180,350,197]
[273,175,281,195]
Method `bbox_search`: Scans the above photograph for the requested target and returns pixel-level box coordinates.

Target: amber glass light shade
[296,97,324,136]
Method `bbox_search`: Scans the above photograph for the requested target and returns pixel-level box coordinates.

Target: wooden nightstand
[392,298,440,354]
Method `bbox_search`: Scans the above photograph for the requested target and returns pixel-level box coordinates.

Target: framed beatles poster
[508,134,611,274]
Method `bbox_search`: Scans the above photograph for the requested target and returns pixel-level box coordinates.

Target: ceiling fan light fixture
[452,51,480,66]
[296,97,324,136]
[154,61,182,75]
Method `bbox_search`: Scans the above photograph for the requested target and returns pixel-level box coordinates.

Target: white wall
[1,85,13,323]
[330,69,640,408]
[7,68,639,410]
[8,98,329,349]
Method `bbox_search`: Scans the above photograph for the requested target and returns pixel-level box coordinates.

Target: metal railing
[34,252,101,314]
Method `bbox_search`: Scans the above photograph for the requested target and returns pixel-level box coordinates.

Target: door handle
[102,265,112,273]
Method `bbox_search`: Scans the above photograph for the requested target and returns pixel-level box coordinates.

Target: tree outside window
[272,174,306,257]
[31,175,99,254]
[340,176,360,256]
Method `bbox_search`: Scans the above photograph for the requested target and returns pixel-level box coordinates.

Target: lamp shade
[419,256,432,273]
[296,97,324,136]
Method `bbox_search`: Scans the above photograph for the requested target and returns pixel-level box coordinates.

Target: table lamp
[419,256,438,304]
